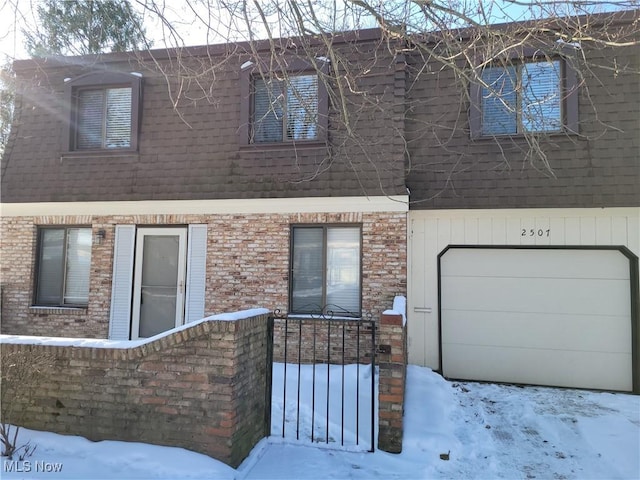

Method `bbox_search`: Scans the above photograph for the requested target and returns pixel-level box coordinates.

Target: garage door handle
[414,307,432,313]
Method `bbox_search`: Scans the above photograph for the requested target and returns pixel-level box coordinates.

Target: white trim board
[1,196,409,217]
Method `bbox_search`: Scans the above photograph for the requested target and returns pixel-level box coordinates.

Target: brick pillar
[377,312,407,453]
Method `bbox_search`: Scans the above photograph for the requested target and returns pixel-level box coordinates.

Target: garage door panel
[439,247,634,392]
[442,344,633,391]
[441,310,632,353]
[441,248,630,280]
[441,276,630,317]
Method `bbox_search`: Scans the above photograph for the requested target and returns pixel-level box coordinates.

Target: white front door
[132,227,187,339]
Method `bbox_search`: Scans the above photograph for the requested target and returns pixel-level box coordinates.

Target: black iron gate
[268,308,377,452]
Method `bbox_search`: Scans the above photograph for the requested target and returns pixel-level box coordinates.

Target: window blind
[325,227,360,314]
[64,228,91,305]
[253,78,284,143]
[521,61,561,132]
[77,87,131,149]
[481,61,562,135]
[253,74,318,143]
[481,65,517,135]
[291,228,324,312]
[36,229,65,304]
[105,87,132,148]
[286,75,318,140]
[77,89,105,149]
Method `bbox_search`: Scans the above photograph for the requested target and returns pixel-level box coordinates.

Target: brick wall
[0,311,271,468]
[377,312,407,453]
[0,211,406,340]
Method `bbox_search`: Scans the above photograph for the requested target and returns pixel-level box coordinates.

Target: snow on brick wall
[0,312,271,468]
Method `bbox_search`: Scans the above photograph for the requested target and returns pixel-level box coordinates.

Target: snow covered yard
[3,365,638,479]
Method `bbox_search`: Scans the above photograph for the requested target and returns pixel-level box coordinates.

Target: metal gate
[268,308,377,452]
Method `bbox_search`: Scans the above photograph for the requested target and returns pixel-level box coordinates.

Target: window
[76,87,132,149]
[64,72,141,152]
[290,226,361,316]
[35,227,92,306]
[253,74,319,143]
[470,56,578,138]
[239,59,328,146]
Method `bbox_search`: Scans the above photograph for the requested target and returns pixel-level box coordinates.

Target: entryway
[131,227,187,339]
[108,224,208,341]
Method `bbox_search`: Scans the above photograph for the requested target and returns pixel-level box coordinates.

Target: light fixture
[94,229,106,245]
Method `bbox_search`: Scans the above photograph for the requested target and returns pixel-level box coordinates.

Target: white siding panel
[580,217,597,244]
[549,217,566,244]
[627,214,640,257]
[611,217,628,246]
[478,218,493,244]
[184,224,208,323]
[564,217,581,244]
[109,225,136,340]
[596,216,612,245]
[535,217,551,246]
[408,219,427,365]
[492,217,507,243]
[506,217,522,244]
[437,218,451,252]
[451,218,465,244]
[464,217,479,244]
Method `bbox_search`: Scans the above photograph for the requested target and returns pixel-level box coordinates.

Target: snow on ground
[3,365,639,479]
[269,362,377,451]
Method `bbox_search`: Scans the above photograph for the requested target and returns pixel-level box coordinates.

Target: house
[1,11,638,393]
[0,29,408,343]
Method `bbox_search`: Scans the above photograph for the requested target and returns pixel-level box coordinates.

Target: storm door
[131,228,187,339]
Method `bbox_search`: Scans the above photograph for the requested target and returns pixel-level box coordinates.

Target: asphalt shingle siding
[2,19,638,208]
[404,41,640,209]
[1,36,407,203]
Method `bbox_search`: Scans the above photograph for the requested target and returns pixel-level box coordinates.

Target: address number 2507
[521,228,550,237]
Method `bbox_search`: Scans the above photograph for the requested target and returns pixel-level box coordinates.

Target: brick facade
[0,311,271,468]
[0,210,406,338]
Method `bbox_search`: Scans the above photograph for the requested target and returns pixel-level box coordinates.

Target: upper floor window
[253,74,319,143]
[470,56,578,138]
[76,87,132,149]
[64,72,141,152]
[290,225,361,317]
[239,59,328,146]
[35,227,92,307]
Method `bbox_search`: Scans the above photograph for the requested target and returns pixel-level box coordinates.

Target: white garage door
[440,247,634,391]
